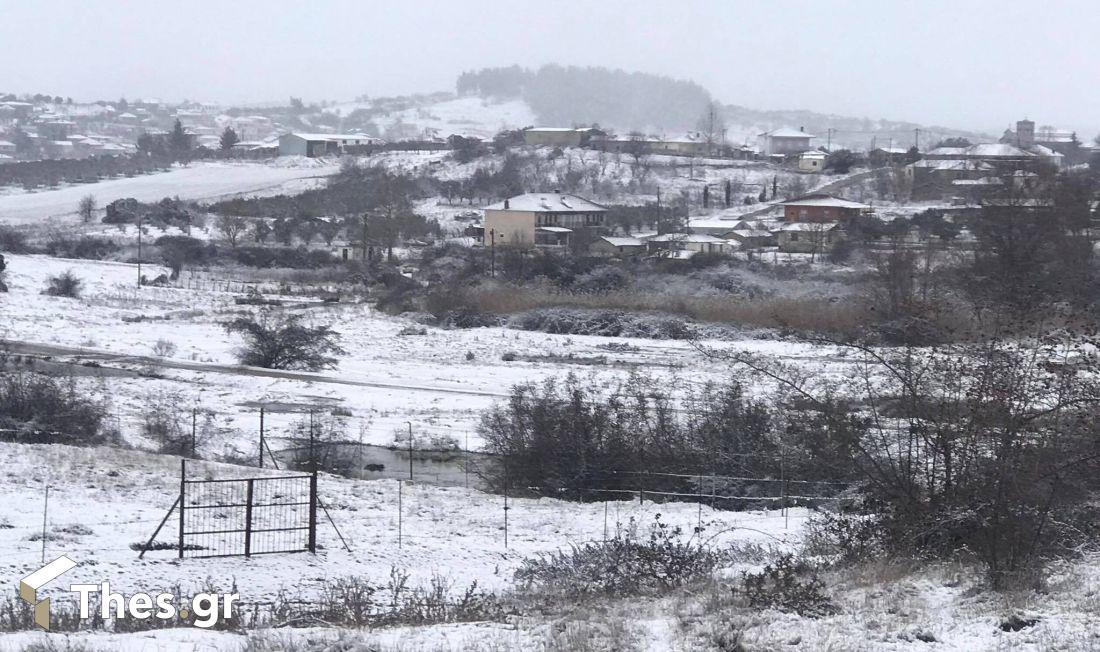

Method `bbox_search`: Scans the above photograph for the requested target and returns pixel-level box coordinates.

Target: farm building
[278,133,382,158]
[780,194,871,222]
[483,193,608,248]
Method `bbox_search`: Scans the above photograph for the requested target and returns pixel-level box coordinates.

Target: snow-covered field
[0,254,849,455]
[0,159,339,225]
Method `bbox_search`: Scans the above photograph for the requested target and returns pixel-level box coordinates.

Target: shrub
[479,373,778,494]
[0,372,110,444]
[515,515,720,599]
[45,235,119,260]
[741,554,836,617]
[0,226,29,253]
[151,339,177,357]
[224,310,346,371]
[43,271,81,298]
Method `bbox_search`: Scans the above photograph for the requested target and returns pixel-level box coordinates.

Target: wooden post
[397,480,403,549]
[258,406,265,468]
[178,459,186,559]
[138,496,180,559]
[191,409,197,458]
[407,422,413,481]
[244,479,254,557]
[308,471,318,553]
[40,486,49,564]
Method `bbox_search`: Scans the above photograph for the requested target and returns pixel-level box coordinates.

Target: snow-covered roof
[525,127,598,133]
[761,127,815,139]
[780,194,870,209]
[600,236,645,247]
[952,177,1003,186]
[0,140,14,148]
[648,233,730,243]
[910,159,995,171]
[873,146,909,154]
[966,143,1033,158]
[776,222,841,232]
[1030,144,1063,158]
[536,226,573,233]
[485,193,607,213]
[285,132,380,142]
[925,146,968,156]
[800,150,827,159]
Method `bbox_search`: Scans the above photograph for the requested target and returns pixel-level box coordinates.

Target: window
[790,233,800,242]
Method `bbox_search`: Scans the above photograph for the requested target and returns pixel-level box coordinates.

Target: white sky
[1,0,1096,136]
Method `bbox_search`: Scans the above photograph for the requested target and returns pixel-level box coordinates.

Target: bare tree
[77,195,97,224]
[216,214,248,248]
[696,101,726,154]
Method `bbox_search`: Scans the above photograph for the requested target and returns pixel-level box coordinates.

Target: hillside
[452,64,990,149]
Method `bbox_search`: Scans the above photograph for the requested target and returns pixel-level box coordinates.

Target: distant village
[2,93,1097,262]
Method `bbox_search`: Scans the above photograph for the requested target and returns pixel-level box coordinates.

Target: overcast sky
[2,0,1096,136]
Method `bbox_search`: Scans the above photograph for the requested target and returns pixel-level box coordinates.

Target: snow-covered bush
[515,515,720,599]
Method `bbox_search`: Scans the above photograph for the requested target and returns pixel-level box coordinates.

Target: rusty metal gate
[177,460,317,558]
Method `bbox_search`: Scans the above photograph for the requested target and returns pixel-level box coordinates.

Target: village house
[757,127,815,155]
[780,194,871,222]
[483,193,608,248]
[775,222,844,254]
[645,233,737,258]
[589,235,647,258]
[278,132,382,158]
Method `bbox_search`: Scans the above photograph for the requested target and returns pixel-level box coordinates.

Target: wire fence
[179,461,316,558]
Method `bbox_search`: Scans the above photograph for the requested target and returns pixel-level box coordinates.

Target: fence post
[308,471,318,553]
[407,422,414,481]
[178,459,186,559]
[191,409,197,458]
[397,480,403,549]
[41,486,49,564]
[258,406,265,469]
[244,479,254,557]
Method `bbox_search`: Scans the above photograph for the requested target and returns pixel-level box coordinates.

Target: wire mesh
[181,474,313,558]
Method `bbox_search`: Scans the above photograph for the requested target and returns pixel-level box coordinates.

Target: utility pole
[914,128,921,151]
[826,128,835,152]
[489,229,496,277]
[136,212,142,287]
[406,422,414,480]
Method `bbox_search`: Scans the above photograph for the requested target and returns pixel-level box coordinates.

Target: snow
[0,160,340,225]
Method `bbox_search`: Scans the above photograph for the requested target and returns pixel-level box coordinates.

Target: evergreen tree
[168,119,192,155]
[219,126,240,151]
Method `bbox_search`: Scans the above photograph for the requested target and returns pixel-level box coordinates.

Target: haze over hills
[453,64,992,150]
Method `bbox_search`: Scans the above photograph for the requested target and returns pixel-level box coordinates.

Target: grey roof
[485,193,607,213]
[600,236,646,247]
[760,127,816,139]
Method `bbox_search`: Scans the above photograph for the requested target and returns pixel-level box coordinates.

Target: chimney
[799,126,804,132]
[504,199,509,209]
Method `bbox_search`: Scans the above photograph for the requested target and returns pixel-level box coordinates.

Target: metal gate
[178,461,317,558]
